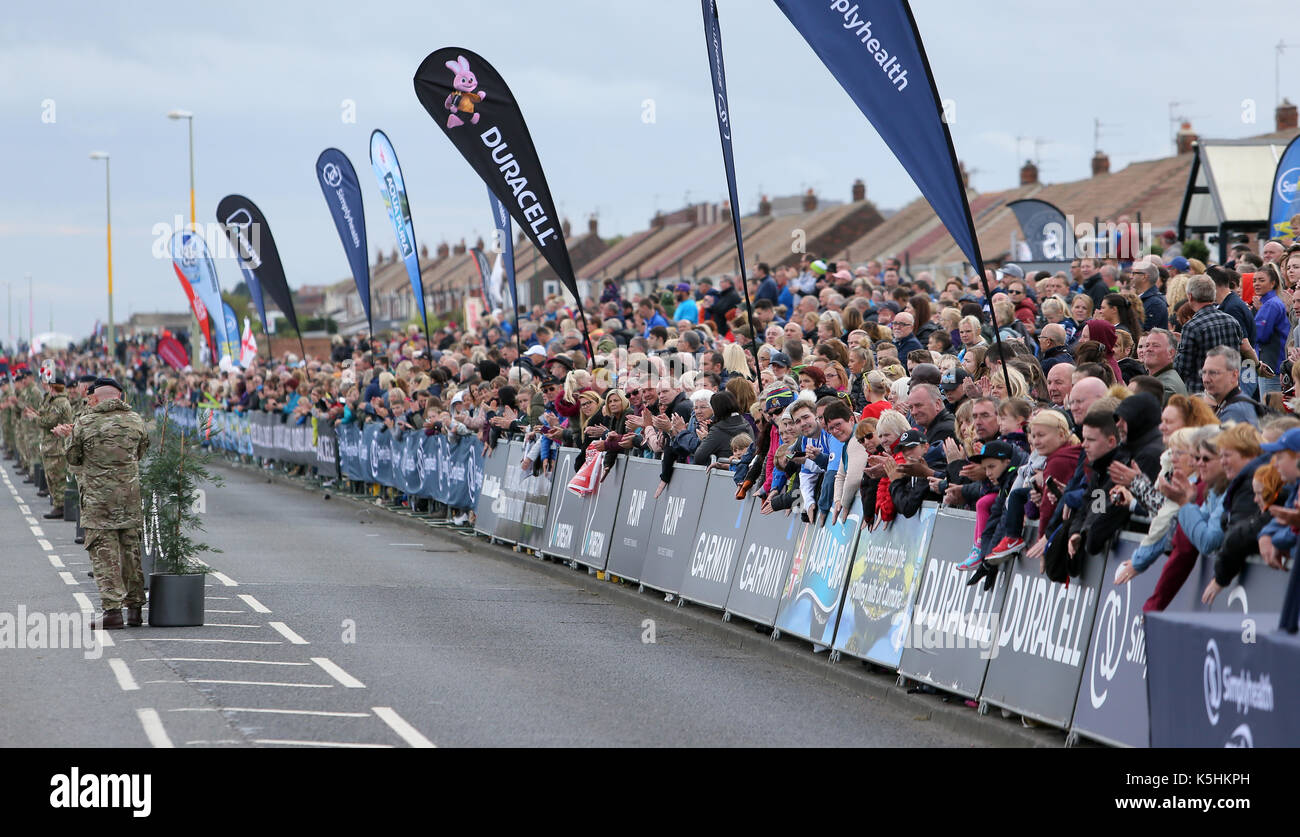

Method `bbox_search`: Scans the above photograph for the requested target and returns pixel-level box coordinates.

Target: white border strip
[372,707,436,748]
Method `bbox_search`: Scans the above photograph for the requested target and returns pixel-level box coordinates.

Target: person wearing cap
[1160,230,1183,261]
[767,350,793,382]
[938,366,972,413]
[671,282,698,324]
[955,440,1018,572]
[60,378,149,630]
[1256,428,1300,631]
[36,373,74,518]
[887,428,935,520]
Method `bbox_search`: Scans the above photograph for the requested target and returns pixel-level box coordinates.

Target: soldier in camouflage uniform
[36,375,74,518]
[61,378,149,630]
[1,376,15,459]
[67,375,98,543]
[18,372,43,478]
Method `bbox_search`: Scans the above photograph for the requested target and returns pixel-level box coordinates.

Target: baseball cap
[1166,256,1190,273]
[896,429,926,449]
[809,259,828,276]
[1263,427,1300,454]
[524,345,547,358]
[975,440,1014,462]
[768,350,792,368]
[996,263,1024,280]
[940,367,970,392]
[450,391,466,406]
[878,301,902,314]
[675,282,691,292]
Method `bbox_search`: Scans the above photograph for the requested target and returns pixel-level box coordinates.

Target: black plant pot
[141,549,154,591]
[148,573,205,627]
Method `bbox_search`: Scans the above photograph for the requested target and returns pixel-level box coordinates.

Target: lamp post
[167,109,195,228]
[89,152,114,356]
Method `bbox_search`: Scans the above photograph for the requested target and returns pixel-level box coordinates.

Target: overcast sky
[1,0,1289,340]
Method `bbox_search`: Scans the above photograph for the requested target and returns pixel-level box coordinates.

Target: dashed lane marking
[237,594,270,613]
[72,593,93,612]
[142,658,311,666]
[312,657,365,688]
[37,539,52,551]
[123,638,281,645]
[136,709,174,748]
[173,679,333,688]
[251,739,393,748]
[108,658,139,691]
[268,622,308,645]
[48,554,64,568]
[58,571,78,586]
[210,572,238,587]
[372,707,436,748]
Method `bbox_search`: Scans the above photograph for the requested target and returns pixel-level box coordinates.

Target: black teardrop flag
[216,194,303,356]
[413,47,593,359]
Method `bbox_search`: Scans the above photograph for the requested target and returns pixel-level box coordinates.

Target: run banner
[316,148,373,335]
[169,230,226,365]
[413,47,593,359]
[368,130,428,341]
[216,195,302,340]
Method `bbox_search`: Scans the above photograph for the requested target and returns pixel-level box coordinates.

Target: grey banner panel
[638,465,709,595]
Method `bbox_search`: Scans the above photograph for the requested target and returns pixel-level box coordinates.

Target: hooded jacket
[1065,444,1133,556]
[1115,392,1163,479]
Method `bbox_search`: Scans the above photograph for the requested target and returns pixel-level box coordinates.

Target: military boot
[43,506,64,519]
[126,606,143,627]
[98,609,125,630]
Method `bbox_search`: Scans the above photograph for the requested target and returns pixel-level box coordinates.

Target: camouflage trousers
[86,528,144,611]
[41,451,66,504]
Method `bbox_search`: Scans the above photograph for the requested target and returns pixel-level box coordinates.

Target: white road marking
[72,593,93,612]
[145,658,311,666]
[48,554,64,568]
[19,505,30,514]
[204,609,244,614]
[180,679,333,688]
[202,623,262,628]
[58,571,78,586]
[172,707,370,718]
[387,543,424,547]
[94,629,114,648]
[268,622,308,645]
[251,739,392,748]
[25,515,37,524]
[108,658,139,691]
[123,638,280,645]
[237,594,270,613]
[30,525,44,536]
[37,539,52,551]
[372,707,436,748]
[312,657,365,688]
[183,740,243,746]
[210,571,238,587]
[136,708,174,748]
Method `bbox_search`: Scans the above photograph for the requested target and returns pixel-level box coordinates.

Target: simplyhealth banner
[1269,134,1300,241]
[316,148,373,330]
[775,0,982,270]
[369,130,427,332]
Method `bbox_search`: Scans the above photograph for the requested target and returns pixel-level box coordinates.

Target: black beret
[91,377,124,393]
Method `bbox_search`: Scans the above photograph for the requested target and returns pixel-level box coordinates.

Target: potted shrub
[143,412,221,627]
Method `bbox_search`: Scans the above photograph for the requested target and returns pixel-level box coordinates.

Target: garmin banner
[699,0,756,340]
[899,509,1009,699]
[774,0,986,280]
[679,471,753,611]
[724,499,801,627]
[639,465,709,595]
[979,539,1105,730]
[542,447,583,560]
[833,505,937,668]
[1071,537,1198,748]
[368,130,427,337]
[413,48,593,358]
[1007,198,1069,262]
[573,453,624,571]
[605,456,661,582]
[1146,611,1298,747]
[773,498,863,646]
[474,441,511,540]
[216,195,302,338]
[1268,134,1300,241]
[316,148,373,334]
[169,230,226,365]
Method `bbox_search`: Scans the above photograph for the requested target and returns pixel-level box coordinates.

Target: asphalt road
[0,456,988,748]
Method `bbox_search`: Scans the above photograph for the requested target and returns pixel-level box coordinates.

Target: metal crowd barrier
[474,444,1294,747]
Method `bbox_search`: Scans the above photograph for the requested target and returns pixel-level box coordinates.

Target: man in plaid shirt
[1175,275,1245,394]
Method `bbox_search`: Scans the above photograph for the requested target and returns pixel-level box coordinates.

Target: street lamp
[167,109,195,228]
[89,151,114,357]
